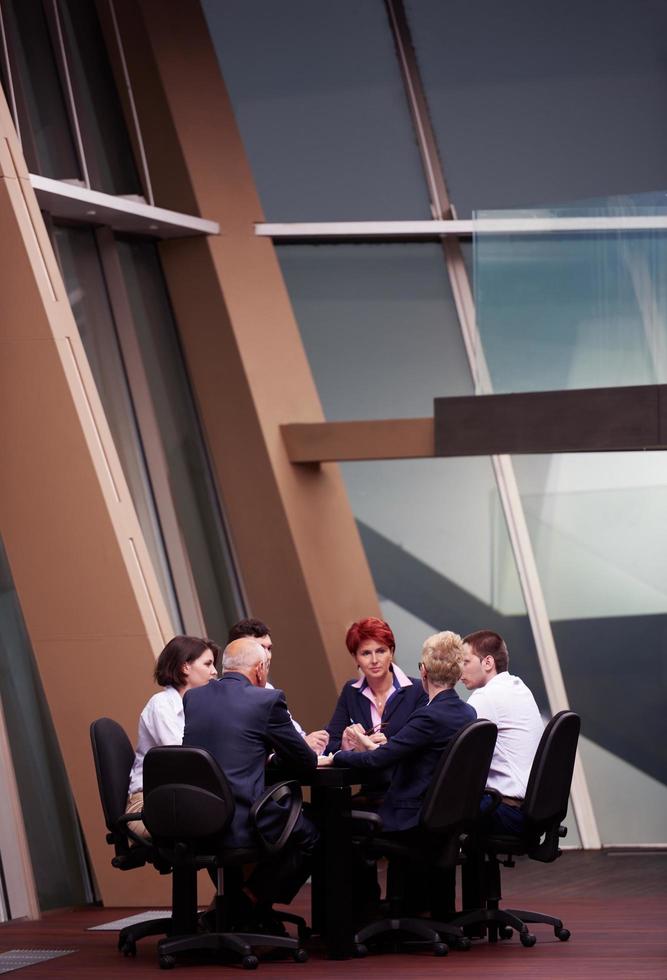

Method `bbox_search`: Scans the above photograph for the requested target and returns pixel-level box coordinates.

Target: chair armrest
[350,809,383,836]
[250,780,303,856]
[527,822,566,863]
[115,810,152,848]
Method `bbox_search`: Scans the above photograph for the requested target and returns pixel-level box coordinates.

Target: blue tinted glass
[474,207,667,392]
[277,242,549,710]
[512,451,667,843]
[406,0,667,217]
[202,0,430,219]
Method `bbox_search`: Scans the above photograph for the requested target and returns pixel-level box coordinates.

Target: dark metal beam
[435,384,666,455]
[283,385,667,463]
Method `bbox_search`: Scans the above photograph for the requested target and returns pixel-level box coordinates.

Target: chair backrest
[523,710,580,828]
[143,745,235,841]
[89,717,135,833]
[421,719,498,837]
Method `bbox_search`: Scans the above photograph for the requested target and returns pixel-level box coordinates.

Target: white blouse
[128,686,183,795]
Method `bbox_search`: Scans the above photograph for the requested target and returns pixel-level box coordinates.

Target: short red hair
[345,617,396,656]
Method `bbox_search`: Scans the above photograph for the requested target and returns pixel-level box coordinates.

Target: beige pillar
[113,0,381,730]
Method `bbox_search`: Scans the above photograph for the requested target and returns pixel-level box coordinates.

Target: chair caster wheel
[293,948,308,963]
[452,936,471,951]
[556,927,571,941]
[121,940,136,957]
[520,931,537,947]
[433,942,448,956]
[499,926,514,940]
[354,943,368,957]
[242,955,259,970]
[159,954,176,969]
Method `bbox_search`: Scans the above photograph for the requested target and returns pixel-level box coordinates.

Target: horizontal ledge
[30,174,220,239]
[282,385,667,463]
[257,220,473,238]
[281,418,434,463]
[256,215,667,240]
[435,384,667,456]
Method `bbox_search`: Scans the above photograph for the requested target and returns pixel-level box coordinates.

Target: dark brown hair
[228,618,271,642]
[463,630,509,673]
[154,635,222,688]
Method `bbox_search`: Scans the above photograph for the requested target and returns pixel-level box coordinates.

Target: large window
[52,225,242,642]
[207,0,667,846]
[0,0,143,194]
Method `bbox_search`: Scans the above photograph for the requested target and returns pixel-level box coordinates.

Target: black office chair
[351,719,498,958]
[452,709,581,947]
[142,745,309,970]
[89,717,172,956]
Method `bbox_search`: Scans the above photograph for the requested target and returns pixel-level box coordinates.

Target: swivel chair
[453,709,581,947]
[352,719,498,958]
[142,745,309,970]
[89,717,172,956]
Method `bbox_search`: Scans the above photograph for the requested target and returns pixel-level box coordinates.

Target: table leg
[311,783,355,959]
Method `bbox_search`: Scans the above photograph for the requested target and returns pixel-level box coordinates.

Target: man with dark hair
[228,619,329,754]
[461,629,543,834]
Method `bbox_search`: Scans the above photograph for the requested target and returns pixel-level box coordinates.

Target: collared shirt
[265,681,305,736]
[352,663,413,733]
[467,672,544,798]
[128,685,183,794]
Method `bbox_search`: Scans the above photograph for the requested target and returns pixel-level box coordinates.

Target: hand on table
[317,753,334,767]
[305,729,330,754]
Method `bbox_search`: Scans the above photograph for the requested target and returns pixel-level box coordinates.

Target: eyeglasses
[363,721,389,736]
[418,662,424,671]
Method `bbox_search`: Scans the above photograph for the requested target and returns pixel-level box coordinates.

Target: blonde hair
[421,631,464,687]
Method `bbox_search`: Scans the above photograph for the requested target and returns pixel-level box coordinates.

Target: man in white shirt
[461,629,544,835]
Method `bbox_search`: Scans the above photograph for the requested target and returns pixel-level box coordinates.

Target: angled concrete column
[113,0,380,729]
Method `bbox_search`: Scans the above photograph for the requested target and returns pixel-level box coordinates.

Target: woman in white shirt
[125,635,221,839]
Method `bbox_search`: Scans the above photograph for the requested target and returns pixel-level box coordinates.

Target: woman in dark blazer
[325,617,426,754]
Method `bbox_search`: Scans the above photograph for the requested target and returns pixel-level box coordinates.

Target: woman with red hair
[325,617,426,754]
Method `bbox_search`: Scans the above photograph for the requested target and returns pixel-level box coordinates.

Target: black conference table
[268,765,384,959]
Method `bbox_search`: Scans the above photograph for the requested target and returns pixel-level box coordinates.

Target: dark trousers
[383,828,456,919]
[246,812,319,906]
[479,792,526,835]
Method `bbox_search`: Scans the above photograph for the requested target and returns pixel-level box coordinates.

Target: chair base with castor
[349,720,498,959]
[117,916,173,958]
[454,845,572,947]
[155,861,308,970]
[353,902,469,959]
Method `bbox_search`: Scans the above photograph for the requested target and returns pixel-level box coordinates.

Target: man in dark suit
[320,630,476,915]
[183,636,318,920]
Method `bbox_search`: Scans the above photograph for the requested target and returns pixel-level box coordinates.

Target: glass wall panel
[115,237,241,643]
[474,208,667,393]
[58,0,142,195]
[202,0,430,220]
[405,0,667,218]
[475,211,667,842]
[511,453,667,844]
[52,225,181,627]
[0,536,91,910]
[277,243,549,712]
[2,0,81,180]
